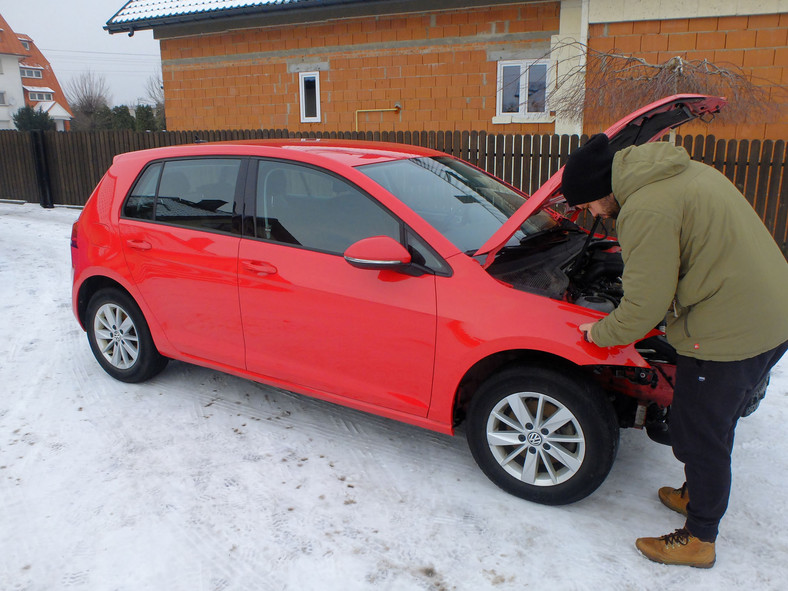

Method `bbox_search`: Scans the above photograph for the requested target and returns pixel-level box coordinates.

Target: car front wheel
[86,288,168,383]
[467,365,619,505]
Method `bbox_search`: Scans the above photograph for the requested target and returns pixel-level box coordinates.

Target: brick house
[106,0,788,139]
[0,13,72,131]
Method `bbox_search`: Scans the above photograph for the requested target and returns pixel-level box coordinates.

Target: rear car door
[238,158,438,416]
[119,157,247,369]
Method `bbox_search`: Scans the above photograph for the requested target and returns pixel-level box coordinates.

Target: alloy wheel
[486,391,586,486]
[93,303,139,370]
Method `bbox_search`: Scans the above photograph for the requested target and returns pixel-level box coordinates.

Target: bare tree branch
[144,74,165,108]
[144,74,166,130]
[544,41,784,126]
[65,71,111,116]
[65,71,112,131]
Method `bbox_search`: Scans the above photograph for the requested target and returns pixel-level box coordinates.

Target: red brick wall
[161,2,560,132]
[587,13,788,139]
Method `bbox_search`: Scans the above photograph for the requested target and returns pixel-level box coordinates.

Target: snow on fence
[0,128,785,254]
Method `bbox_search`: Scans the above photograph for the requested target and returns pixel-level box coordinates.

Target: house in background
[0,13,27,130]
[16,33,72,131]
[105,0,787,139]
[0,13,72,131]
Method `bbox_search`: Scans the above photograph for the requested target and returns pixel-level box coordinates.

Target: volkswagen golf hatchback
[72,95,730,505]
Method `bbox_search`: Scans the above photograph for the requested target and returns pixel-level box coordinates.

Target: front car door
[238,159,438,416]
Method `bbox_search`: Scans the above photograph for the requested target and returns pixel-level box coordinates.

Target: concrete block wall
[160,2,560,132]
[160,2,787,140]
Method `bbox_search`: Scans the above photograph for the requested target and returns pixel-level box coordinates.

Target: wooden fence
[1,128,786,253]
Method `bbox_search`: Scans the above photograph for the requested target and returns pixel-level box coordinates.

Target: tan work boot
[658,483,689,516]
[635,528,716,568]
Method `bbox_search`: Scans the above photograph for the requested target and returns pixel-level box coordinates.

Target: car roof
[113,139,445,168]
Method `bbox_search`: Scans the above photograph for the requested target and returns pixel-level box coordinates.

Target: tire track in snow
[0,205,482,590]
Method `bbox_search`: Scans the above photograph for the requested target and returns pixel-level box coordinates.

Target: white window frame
[493,59,553,124]
[29,92,53,101]
[20,68,43,78]
[0,91,6,105]
[299,71,321,123]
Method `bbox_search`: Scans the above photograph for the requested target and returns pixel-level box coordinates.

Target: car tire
[467,365,619,505]
[86,288,168,383]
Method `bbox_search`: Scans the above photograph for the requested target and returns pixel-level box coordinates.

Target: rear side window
[124,163,161,220]
[124,158,243,234]
[254,160,400,254]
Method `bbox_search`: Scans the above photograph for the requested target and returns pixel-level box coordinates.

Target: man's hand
[579,322,596,344]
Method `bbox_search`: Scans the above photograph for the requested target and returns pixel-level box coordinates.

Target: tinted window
[155,159,241,231]
[407,230,449,275]
[125,158,242,234]
[255,160,400,255]
[124,163,161,220]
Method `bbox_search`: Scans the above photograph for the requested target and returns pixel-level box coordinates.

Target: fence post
[31,130,53,208]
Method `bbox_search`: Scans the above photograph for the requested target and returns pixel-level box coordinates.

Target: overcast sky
[1,1,161,106]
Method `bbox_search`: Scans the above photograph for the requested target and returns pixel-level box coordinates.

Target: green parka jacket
[590,142,788,361]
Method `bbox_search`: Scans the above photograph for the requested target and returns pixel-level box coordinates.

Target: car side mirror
[343,236,412,271]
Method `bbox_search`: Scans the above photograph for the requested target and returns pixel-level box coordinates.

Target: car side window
[124,163,161,220]
[255,160,401,254]
[407,230,451,275]
[124,158,242,234]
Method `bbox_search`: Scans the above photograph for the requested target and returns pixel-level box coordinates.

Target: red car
[72,95,728,505]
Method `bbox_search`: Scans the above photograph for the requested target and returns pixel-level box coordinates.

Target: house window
[494,59,552,124]
[29,92,53,101]
[0,92,6,105]
[21,68,43,78]
[299,71,321,123]
[20,40,30,50]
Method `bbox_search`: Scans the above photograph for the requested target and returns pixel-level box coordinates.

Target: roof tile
[109,0,306,24]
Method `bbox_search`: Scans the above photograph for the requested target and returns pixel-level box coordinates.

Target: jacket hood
[612,142,691,206]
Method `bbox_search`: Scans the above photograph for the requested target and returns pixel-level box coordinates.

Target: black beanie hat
[561,133,615,207]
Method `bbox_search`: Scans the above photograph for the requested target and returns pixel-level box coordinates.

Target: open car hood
[473,94,727,267]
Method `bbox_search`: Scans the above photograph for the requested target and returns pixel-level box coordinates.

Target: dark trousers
[669,340,788,542]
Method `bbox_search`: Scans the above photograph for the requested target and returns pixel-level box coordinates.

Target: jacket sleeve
[591,209,680,347]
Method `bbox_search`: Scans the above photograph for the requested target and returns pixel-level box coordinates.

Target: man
[561,133,788,568]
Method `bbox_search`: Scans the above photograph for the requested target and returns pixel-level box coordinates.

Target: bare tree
[65,71,111,130]
[144,73,166,130]
[144,74,164,107]
[544,41,783,128]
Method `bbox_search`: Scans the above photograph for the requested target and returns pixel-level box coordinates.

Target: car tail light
[71,221,79,249]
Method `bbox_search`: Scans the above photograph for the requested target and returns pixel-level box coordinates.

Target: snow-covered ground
[1,201,787,591]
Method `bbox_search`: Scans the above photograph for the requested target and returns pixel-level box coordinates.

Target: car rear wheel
[467,365,619,505]
[86,288,168,383]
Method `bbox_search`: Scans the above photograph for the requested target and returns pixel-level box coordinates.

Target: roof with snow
[106,0,368,33]
[22,86,56,93]
[34,101,72,120]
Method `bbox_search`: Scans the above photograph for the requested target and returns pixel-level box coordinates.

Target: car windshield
[358,156,558,253]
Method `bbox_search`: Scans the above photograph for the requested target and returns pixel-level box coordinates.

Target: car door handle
[242,260,278,275]
[126,239,152,251]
